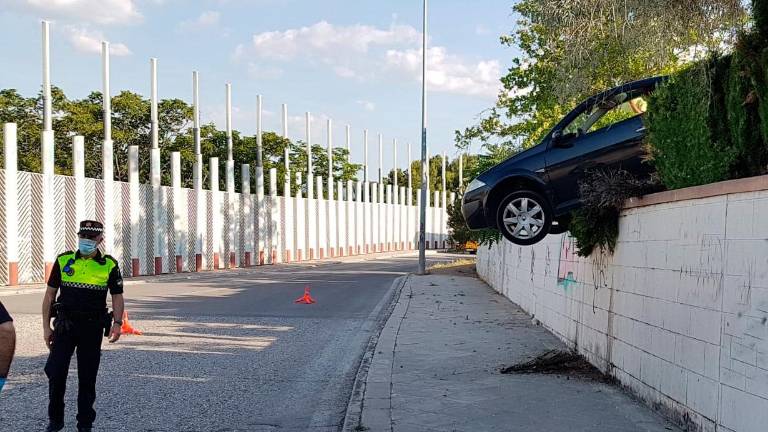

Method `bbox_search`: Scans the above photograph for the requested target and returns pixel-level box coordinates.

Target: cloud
[234,21,501,98]
[177,10,220,33]
[4,0,142,25]
[237,21,420,61]
[356,100,376,112]
[64,26,132,56]
[385,47,501,97]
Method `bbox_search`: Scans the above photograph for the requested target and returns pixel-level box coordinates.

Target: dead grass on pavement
[426,259,477,276]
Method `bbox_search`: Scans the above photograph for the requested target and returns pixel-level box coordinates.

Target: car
[461,76,665,245]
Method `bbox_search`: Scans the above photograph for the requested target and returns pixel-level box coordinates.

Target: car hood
[480,143,546,179]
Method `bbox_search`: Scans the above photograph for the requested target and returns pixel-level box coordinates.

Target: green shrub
[755,0,768,38]
[646,60,739,189]
[727,45,768,177]
[569,170,659,257]
[447,196,477,248]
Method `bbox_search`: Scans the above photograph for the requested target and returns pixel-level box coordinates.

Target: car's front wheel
[495,190,552,245]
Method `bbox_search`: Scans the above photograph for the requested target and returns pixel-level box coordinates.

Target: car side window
[561,93,649,138]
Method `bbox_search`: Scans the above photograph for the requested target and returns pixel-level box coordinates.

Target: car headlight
[466,178,486,193]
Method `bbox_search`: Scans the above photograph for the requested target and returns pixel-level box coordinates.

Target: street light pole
[418,0,428,275]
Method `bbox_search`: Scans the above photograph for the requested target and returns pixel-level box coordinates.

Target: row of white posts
[2,122,451,286]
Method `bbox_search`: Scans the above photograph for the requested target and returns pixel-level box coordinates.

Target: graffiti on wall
[557,235,578,292]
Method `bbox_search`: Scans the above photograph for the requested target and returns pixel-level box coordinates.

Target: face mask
[78,238,99,255]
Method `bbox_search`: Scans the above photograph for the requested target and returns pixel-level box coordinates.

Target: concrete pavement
[347,264,681,432]
[0,252,458,431]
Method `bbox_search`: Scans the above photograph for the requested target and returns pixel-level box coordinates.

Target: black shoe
[77,426,92,432]
[45,422,64,432]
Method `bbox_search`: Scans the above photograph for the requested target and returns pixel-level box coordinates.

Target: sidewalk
[346,264,680,432]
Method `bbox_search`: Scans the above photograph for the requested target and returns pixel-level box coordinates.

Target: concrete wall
[477,178,768,432]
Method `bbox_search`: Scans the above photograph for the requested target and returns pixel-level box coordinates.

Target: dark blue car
[461,76,664,245]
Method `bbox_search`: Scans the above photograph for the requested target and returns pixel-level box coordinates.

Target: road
[0,252,456,431]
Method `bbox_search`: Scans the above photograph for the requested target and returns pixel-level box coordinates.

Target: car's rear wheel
[495,190,552,245]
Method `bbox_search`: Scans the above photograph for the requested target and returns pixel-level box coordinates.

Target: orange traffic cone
[120,311,143,335]
[294,286,316,304]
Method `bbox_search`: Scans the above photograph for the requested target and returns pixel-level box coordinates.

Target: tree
[0,87,361,195]
[455,0,747,178]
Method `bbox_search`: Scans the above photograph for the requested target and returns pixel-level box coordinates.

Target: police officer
[0,300,15,395]
[42,220,124,432]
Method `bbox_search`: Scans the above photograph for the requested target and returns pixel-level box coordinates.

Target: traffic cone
[120,311,143,335]
[294,286,316,304]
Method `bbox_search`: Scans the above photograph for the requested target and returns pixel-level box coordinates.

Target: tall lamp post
[418,0,429,275]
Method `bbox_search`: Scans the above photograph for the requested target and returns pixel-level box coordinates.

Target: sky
[0,0,517,173]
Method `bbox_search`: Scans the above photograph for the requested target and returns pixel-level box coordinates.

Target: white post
[242,164,252,267]
[150,57,163,275]
[282,103,289,138]
[316,176,325,258]
[283,162,293,262]
[363,129,369,183]
[363,181,370,253]
[386,184,393,251]
[256,162,266,265]
[101,41,115,260]
[192,71,204,271]
[433,190,440,249]
[346,180,355,256]
[306,111,313,200]
[372,183,379,253]
[399,186,407,250]
[345,125,351,160]
[269,168,279,264]
[4,124,19,285]
[41,21,56,281]
[42,21,52,131]
[458,153,463,189]
[378,133,383,183]
[336,180,344,256]
[128,145,140,276]
[355,181,363,255]
[393,138,398,204]
[441,152,447,248]
[225,84,236,268]
[210,157,221,269]
[295,171,305,261]
[73,136,85,229]
[171,152,183,273]
[379,181,386,252]
[327,118,333,199]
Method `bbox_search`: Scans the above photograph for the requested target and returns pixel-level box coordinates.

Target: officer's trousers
[44,317,103,427]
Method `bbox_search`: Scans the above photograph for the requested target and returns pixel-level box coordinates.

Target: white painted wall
[477,189,768,432]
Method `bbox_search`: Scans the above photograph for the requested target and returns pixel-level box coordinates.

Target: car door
[545,112,646,213]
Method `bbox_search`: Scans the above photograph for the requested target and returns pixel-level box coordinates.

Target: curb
[342,274,410,432]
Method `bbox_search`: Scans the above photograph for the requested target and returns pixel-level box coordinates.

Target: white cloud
[356,100,376,112]
[4,0,142,25]
[234,21,502,98]
[64,26,132,56]
[385,47,501,98]
[177,10,220,33]
[237,21,420,61]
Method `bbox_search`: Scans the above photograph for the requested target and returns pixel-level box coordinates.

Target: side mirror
[551,130,575,148]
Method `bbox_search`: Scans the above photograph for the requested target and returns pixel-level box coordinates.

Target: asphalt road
[0,252,457,431]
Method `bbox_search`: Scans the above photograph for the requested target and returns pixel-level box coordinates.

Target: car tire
[549,215,571,235]
[495,190,552,246]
